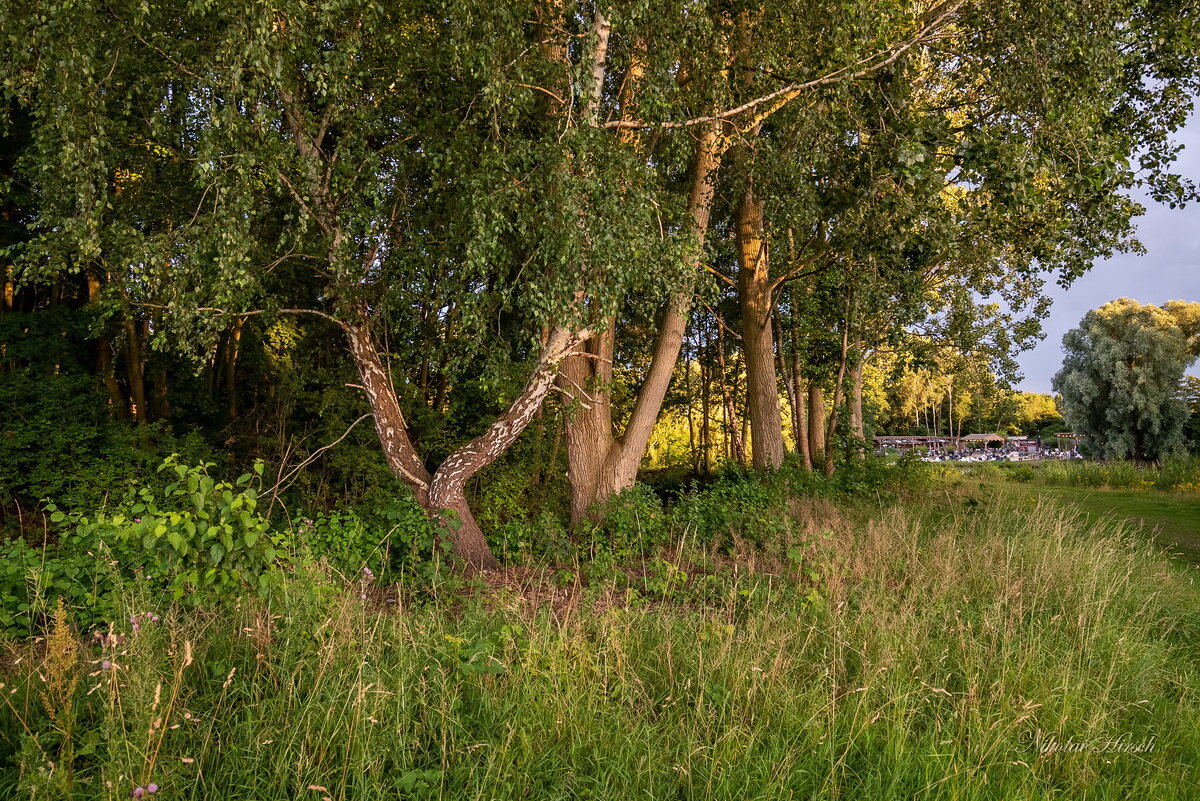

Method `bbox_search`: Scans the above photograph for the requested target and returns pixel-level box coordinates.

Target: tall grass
[1028,455,1200,492]
[1,495,1197,800]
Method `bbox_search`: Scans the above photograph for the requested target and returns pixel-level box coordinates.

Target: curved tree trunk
[347,313,587,571]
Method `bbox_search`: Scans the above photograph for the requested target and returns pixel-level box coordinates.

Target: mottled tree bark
[347,315,586,570]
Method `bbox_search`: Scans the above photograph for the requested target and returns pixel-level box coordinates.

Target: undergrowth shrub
[672,471,788,550]
[0,458,286,636]
[579,483,668,559]
[293,494,435,580]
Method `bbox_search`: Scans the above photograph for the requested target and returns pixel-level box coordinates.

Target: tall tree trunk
[226,320,242,419]
[789,319,812,470]
[808,383,826,462]
[122,308,148,424]
[849,357,865,458]
[736,185,785,469]
[560,124,722,522]
[715,316,745,464]
[86,272,130,420]
[684,337,699,473]
[558,322,619,524]
[823,311,852,476]
[700,337,712,474]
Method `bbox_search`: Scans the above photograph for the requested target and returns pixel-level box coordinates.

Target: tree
[4,0,690,568]
[1053,298,1200,462]
[1184,375,1200,451]
[737,0,1200,475]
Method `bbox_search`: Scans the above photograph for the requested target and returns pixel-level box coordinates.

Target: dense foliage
[1054,299,1200,461]
[1,0,1197,565]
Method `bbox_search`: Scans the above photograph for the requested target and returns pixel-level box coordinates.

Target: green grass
[1017,485,1200,568]
[3,495,1199,800]
[950,456,1200,568]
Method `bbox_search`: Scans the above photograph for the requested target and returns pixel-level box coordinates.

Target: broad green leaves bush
[1,458,287,636]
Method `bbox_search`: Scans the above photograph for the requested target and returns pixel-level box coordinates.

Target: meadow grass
[999,454,1200,492]
[1,494,1198,800]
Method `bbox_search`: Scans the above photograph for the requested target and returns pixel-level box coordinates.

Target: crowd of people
[919,446,1083,462]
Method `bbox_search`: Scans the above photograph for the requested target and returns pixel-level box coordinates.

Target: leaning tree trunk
[736,184,785,469]
[560,124,722,523]
[428,326,584,568]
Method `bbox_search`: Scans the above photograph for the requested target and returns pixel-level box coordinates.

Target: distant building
[1055,432,1081,451]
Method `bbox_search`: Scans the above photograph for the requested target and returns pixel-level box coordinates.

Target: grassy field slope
[3,494,1198,800]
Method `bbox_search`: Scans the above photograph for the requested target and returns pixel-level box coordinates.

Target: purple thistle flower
[147,784,159,794]
[101,660,112,670]
[132,787,145,798]
[132,624,140,632]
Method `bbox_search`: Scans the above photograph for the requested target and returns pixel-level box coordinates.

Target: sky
[1014,114,1200,393]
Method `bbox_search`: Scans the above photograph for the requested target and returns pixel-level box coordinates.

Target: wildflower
[101,660,112,670]
[359,594,367,600]
[362,566,374,580]
[147,784,159,794]
[134,518,142,523]
[132,787,145,798]
[133,624,140,632]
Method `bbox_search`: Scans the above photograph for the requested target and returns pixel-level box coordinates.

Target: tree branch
[137,303,347,330]
[603,1,964,132]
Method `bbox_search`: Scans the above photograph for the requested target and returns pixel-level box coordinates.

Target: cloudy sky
[1014,114,1200,393]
